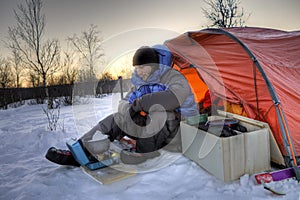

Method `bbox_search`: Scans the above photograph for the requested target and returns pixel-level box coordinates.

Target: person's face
[134,65,152,81]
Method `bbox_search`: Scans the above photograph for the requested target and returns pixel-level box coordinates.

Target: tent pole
[275,104,300,180]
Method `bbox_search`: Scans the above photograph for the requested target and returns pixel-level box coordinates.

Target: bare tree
[9,49,24,88]
[61,51,79,84]
[202,0,250,28]
[6,0,60,106]
[0,57,14,88]
[46,52,78,86]
[77,68,90,83]
[28,70,41,88]
[68,24,104,81]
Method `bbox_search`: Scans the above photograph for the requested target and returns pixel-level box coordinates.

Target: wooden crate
[181,111,272,182]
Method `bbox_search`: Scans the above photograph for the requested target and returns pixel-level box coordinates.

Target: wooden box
[181,111,271,182]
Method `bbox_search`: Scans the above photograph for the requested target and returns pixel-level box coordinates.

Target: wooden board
[218,110,285,166]
[82,165,136,185]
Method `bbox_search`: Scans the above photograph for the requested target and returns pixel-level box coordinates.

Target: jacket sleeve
[118,85,136,116]
[118,99,131,115]
[132,90,180,112]
[167,70,191,106]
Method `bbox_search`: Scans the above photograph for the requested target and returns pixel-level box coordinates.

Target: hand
[132,99,142,112]
[128,105,147,126]
[129,106,137,118]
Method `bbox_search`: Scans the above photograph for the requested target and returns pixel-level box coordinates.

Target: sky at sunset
[0,0,299,75]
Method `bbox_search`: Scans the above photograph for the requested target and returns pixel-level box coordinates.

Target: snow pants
[80,111,181,153]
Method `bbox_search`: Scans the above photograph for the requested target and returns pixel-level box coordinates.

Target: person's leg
[135,111,180,153]
[120,134,161,165]
[162,112,182,152]
[79,122,103,141]
[120,112,180,165]
[135,125,174,153]
[45,113,124,166]
[80,113,124,142]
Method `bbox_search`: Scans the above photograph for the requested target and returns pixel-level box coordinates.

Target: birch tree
[9,49,24,88]
[6,0,60,106]
[68,24,104,81]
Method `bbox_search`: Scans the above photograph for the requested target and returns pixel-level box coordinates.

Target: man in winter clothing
[46,46,199,165]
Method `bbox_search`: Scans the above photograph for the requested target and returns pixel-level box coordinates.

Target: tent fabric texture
[164,27,300,160]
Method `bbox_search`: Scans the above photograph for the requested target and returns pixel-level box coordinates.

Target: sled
[66,138,137,184]
[81,165,136,185]
[255,165,300,184]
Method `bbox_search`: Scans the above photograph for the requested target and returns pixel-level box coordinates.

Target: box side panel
[181,123,225,181]
[197,133,224,181]
[181,122,198,153]
[244,128,271,174]
[222,135,245,182]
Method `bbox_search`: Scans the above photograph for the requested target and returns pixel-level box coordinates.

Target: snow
[1,94,300,200]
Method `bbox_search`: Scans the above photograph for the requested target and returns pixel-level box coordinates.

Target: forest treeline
[0,78,131,109]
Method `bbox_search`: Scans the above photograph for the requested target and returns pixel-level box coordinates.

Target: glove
[132,99,142,112]
[132,112,147,126]
[128,105,147,126]
[131,99,148,116]
[129,106,137,118]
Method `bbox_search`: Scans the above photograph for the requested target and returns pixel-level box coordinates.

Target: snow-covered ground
[1,94,300,200]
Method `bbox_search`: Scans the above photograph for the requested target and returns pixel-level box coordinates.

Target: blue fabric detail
[128,84,168,104]
[152,44,172,67]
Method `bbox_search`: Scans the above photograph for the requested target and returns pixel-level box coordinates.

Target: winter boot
[45,147,80,167]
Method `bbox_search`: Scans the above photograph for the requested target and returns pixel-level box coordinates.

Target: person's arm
[117,86,136,116]
[132,70,191,113]
[131,90,180,113]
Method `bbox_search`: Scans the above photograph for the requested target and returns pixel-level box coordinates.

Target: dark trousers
[80,112,181,153]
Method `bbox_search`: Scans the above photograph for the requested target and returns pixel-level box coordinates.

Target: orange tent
[164,27,300,165]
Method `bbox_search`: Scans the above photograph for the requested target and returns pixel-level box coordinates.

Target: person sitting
[45,46,199,166]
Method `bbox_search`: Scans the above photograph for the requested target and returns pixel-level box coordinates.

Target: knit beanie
[132,46,159,68]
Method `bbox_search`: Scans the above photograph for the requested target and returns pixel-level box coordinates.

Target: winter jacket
[112,65,198,153]
[118,65,199,118]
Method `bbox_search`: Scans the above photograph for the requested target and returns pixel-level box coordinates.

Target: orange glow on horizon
[103,52,134,79]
